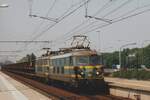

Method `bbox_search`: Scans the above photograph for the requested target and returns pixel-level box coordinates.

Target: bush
[112,69,150,80]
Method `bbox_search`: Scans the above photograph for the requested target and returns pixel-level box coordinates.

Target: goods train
[2,36,106,91]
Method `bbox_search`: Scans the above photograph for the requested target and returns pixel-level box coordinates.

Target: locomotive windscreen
[75,55,102,66]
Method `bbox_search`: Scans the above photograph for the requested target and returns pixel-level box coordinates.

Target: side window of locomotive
[44,59,46,65]
[45,67,49,72]
[53,67,55,73]
[52,59,54,66]
[62,58,65,66]
[64,58,67,66]
[57,67,59,73]
[72,57,76,66]
[52,59,56,73]
[41,59,43,67]
[60,58,63,66]
[47,67,49,71]
[61,67,64,74]
[38,67,42,72]
[52,59,56,66]
[56,59,59,66]
[66,57,70,66]
[47,59,49,65]
[70,56,73,66]
[50,60,52,66]
[37,60,41,72]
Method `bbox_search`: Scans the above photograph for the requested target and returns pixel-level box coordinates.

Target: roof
[50,49,97,59]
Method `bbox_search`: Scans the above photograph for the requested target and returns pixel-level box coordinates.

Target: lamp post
[0,4,9,8]
[119,43,136,69]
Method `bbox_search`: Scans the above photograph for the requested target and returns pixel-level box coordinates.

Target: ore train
[2,36,106,91]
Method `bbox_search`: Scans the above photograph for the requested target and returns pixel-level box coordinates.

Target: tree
[143,45,150,68]
[17,53,36,64]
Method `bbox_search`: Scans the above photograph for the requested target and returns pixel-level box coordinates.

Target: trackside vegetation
[112,70,150,80]
[102,44,150,80]
[102,44,150,68]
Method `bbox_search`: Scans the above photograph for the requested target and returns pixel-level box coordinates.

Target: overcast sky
[0,0,150,61]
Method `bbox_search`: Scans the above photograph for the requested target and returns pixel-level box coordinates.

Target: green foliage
[112,70,150,80]
[17,53,36,63]
[102,51,119,67]
[103,44,150,68]
[143,45,150,68]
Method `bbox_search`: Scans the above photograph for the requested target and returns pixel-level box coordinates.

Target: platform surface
[0,71,51,100]
[105,77,150,92]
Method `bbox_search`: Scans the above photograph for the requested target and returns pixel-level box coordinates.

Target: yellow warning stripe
[64,65,102,69]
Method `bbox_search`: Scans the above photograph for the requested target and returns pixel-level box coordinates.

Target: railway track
[2,71,131,100]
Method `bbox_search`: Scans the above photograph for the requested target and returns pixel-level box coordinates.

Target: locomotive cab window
[74,55,101,66]
[75,56,89,66]
[89,55,102,65]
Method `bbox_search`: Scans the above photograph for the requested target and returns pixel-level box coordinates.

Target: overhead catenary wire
[65,0,116,36]
[75,0,132,34]
[112,3,150,21]
[22,0,90,54]
[84,7,150,34]
[52,0,116,44]
[30,0,91,41]
[28,0,34,16]
[29,0,58,22]
[71,0,140,34]
[57,0,85,20]
[20,0,150,56]
[30,0,58,36]
[21,0,58,53]
[81,2,150,34]
[61,0,119,38]
[54,0,150,49]
[36,0,85,35]
[58,1,120,40]
[28,0,87,43]
[30,0,116,46]
[102,0,132,18]
[84,0,88,17]
[85,0,132,23]
[35,0,85,39]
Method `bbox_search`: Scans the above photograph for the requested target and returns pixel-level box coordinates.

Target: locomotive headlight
[80,72,84,75]
[96,71,99,75]
[88,73,92,77]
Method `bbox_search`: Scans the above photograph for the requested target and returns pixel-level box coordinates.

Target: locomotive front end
[72,52,106,91]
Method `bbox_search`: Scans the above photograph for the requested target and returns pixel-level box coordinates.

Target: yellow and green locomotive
[35,47,105,90]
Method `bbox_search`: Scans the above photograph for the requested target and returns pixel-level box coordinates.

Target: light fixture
[0,4,9,8]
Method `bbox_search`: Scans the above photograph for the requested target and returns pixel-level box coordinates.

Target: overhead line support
[85,15,112,24]
[29,14,58,22]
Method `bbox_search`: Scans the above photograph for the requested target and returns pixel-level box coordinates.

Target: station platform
[0,71,51,100]
[105,77,150,100]
[105,77,150,92]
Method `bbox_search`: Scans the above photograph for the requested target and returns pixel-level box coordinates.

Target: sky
[0,0,150,62]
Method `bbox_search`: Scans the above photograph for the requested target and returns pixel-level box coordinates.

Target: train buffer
[0,71,51,100]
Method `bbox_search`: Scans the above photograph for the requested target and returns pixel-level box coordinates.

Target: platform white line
[0,75,28,100]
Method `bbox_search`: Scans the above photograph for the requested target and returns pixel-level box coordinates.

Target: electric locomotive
[35,35,105,90]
